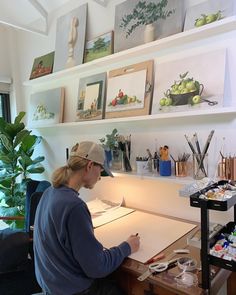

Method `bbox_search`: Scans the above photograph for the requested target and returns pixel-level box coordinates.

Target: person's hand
[126,234,140,253]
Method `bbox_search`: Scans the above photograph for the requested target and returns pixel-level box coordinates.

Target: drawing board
[95,211,196,263]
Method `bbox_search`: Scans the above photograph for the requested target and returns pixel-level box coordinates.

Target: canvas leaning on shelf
[84,31,114,63]
[184,0,235,31]
[105,60,153,119]
[151,48,226,115]
[114,0,185,53]
[53,4,87,72]
[28,88,65,127]
[29,51,54,80]
[76,73,106,121]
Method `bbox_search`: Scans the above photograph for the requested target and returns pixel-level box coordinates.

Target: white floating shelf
[112,171,193,185]
[29,106,236,129]
[23,16,236,87]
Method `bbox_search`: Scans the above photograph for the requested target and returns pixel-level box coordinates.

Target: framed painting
[29,51,54,80]
[114,0,185,53]
[105,60,153,119]
[151,48,226,115]
[76,73,106,121]
[28,88,65,127]
[184,0,235,31]
[53,4,87,72]
[84,31,114,63]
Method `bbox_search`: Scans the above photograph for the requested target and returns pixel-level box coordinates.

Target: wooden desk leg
[227,272,236,295]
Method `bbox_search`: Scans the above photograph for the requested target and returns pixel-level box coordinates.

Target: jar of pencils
[193,153,208,180]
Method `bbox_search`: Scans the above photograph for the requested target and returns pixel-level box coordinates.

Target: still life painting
[114,0,184,52]
[105,60,153,119]
[76,73,106,121]
[84,31,114,63]
[29,51,54,80]
[53,4,87,72]
[151,48,226,114]
[184,0,235,31]
[28,88,65,127]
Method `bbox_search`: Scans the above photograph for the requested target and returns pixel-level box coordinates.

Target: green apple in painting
[159,98,166,106]
[165,97,172,106]
[186,81,196,91]
[192,95,201,104]
[206,14,217,24]
[195,17,206,27]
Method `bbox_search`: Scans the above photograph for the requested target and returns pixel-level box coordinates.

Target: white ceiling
[0,0,110,35]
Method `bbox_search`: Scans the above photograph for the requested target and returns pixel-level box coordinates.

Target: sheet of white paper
[92,206,135,228]
[95,211,196,263]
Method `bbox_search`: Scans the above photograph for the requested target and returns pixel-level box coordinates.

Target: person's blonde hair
[51,143,89,188]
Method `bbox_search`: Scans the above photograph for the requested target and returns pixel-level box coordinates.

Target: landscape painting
[29,51,54,80]
[76,73,106,121]
[184,0,235,31]
[114,0,185,52]
[151,48,226,115]
[28,88,65,127]
[84,31,114,63]
[53,4,87,72]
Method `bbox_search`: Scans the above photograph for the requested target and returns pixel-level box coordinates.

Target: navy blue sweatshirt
[34,186,131,295]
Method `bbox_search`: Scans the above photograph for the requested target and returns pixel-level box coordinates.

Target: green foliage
[99,128,119,150]
[119,0,175,37]
[0,111,45,223]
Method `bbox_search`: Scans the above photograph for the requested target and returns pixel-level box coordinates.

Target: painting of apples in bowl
[160,71,204,107]
[151,48,226,115]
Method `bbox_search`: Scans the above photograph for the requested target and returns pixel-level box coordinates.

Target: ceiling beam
[92,0,110,7]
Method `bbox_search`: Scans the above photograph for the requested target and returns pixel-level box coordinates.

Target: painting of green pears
[184,0,235,31]
[195,10,223,27]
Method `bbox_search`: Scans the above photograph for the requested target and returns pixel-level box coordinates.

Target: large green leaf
[14,111,26,124]
[0,134,12,151]
[13,129,30,148]
[27,166,45,174]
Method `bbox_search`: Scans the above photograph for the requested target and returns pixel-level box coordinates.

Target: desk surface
[108,209,231,295]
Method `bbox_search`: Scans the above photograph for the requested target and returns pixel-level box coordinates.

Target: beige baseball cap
[70,141,113,177]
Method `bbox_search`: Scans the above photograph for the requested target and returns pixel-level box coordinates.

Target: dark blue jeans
[43,278,126,295]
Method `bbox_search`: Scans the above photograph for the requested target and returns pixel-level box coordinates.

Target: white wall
[2,0,236,225]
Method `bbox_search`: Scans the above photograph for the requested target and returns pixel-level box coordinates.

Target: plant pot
[144,23,155,43]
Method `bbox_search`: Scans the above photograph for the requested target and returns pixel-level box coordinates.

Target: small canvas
[76,73,106,121]
[184,0,235,31]
[151,48,226,115]
[114,0,185,53]
[29,51,54,80]
[28,88,65,127]
[84,31,114,63]
[105,60,153,119]
[53,4,87,72]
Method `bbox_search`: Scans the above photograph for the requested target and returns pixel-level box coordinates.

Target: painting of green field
[84,31,113,63]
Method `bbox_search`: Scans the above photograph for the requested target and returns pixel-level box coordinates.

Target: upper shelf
[23,16,236,87]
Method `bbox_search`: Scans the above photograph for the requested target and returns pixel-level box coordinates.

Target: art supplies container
[159,160,171,176]
[136,159,152,174]
[193,153,208,180]
[175,161,187,177]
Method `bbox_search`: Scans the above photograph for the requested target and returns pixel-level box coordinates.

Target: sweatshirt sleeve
[66,202,131,278]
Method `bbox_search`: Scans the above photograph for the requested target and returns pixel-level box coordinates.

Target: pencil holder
[193,153,208,180]
[159,160,171,176]
[136,160,152,174]
[175,161,187,177]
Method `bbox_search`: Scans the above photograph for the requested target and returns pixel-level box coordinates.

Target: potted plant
[99,128,122,170]
[0,112,45,228]
[119,0,175,42]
